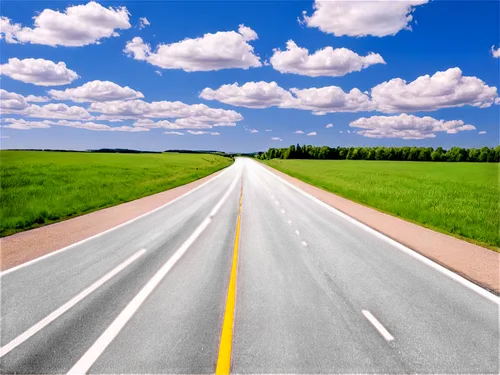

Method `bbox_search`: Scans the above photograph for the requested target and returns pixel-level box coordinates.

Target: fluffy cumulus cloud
[294,130,304,134]
[200,81,294,108]
[301,0,428,37]
[48,80,144,102]
[478,131,487,135]
[124,25,261,72]
[0,2,131,47]
[89,99,243,124]
[307,131,317,136]
[200,81,373,114]
[0,58,79,86]
[139,17,150,29]
[492,45,500,58]
[2,118,146,132]
[186,130,220,135]
[350,113,476,139]
[371,67,499,112]
[25,95,50,103]
[270,40,385,77]
[325,123,333,128]
[0,89,31,111]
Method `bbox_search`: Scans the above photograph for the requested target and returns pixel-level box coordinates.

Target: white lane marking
[302,241,308,247]
[288,220,292,224]
[281,209,285,214]
[253,160,500,305]
[1,166,234,277]
[275,201,280,205]
[67,172,241,375]
[295,230,300,236]
[0,249,146,358]
[271,195,275,199]
[362,310,394,341]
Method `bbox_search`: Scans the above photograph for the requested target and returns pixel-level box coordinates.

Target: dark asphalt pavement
[1,158,498,374]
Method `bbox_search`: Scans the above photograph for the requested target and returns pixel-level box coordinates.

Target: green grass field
[0,151,233,237]
[263,159,499,250]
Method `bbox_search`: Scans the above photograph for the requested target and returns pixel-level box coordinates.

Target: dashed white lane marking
[0,249,147,358]
[271,195,275,199]
[67,172,241,375]
[0,161,240,277]
[302,241,308,247]
[281,209,285,214]
[362,310,394,342]
[275,201,280,205]
[288,220,292,224]
[295,229,300,236]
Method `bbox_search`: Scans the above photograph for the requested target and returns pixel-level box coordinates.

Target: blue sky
[1,0,498,152]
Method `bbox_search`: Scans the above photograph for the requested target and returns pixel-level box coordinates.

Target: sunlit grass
[0,151,233,236]
[263,159,499,250]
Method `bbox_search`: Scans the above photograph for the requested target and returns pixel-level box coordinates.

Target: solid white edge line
[1,166,233,277]
[252,160,500,305]
[67,171,241,375]
[362,310,394,341]
[0,249,147,358]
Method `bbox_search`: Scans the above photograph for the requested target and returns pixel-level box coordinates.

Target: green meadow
[0,151,233,236]
[263,159,499,250]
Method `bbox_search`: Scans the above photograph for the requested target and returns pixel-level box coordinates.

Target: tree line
[258,144,500,162]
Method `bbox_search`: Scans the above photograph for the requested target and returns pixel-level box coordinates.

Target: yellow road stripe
[216,182,242,374]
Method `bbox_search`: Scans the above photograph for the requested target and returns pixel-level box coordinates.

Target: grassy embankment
[0,151,233,236]
[262,159,499,250]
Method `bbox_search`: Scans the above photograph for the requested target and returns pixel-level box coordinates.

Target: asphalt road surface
[1,158,498,374]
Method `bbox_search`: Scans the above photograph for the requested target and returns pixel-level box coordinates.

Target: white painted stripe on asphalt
[253,160,500,305]
[67,171,241,375]
[302,241,308,247]
[281,209,285,214]
[295,230,300,236]
[288,220,292,224]
[0,165,233,277]
[0,249,146,358]
[362,310,394,341]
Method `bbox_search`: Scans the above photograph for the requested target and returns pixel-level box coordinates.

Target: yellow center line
[216,178,243,374]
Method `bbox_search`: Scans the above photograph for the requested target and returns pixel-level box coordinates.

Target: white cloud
[201,81,373,114]
[270,40,385,77]
[271,137,282,141]
[124,25,261,72]
[1,136,10,139]
[325,123,333,128]
[478,131,487,135]
[25,95,50,103]
[347,130,351,134]
[2,118,147,132]
[307,132,317,136]
[48,80,144,102]
[265,129,272,132]
[294,130,304,134]
[200,81,293,108]
[371,67,499,112]
[301,0,428,37]
[350,113,476,139]
[0,58,79,86]
[139,17,150,29]
[0,2,131,47]
[249,129,259,133]
[186,130,219,135]
[164,131,183,135]
[492,45,500,58]
[154,70,162,76]
[89,99,243,123]
[339,131,343,133]
[1,91,93,120]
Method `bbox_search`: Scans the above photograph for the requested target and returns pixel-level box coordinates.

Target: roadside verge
[0,169,225,272]
[259,163,500,294]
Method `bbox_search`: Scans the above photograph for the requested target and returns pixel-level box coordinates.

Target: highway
[1,157,498,374]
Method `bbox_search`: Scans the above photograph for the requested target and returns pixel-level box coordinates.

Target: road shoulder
[260,163,500,294]
[0,170,225,272]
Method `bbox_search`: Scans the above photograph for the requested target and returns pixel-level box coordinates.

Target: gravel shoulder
[260,163,500,294]
[0,170,223,271]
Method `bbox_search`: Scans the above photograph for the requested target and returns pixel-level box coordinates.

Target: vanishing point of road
[1,158,498,374]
